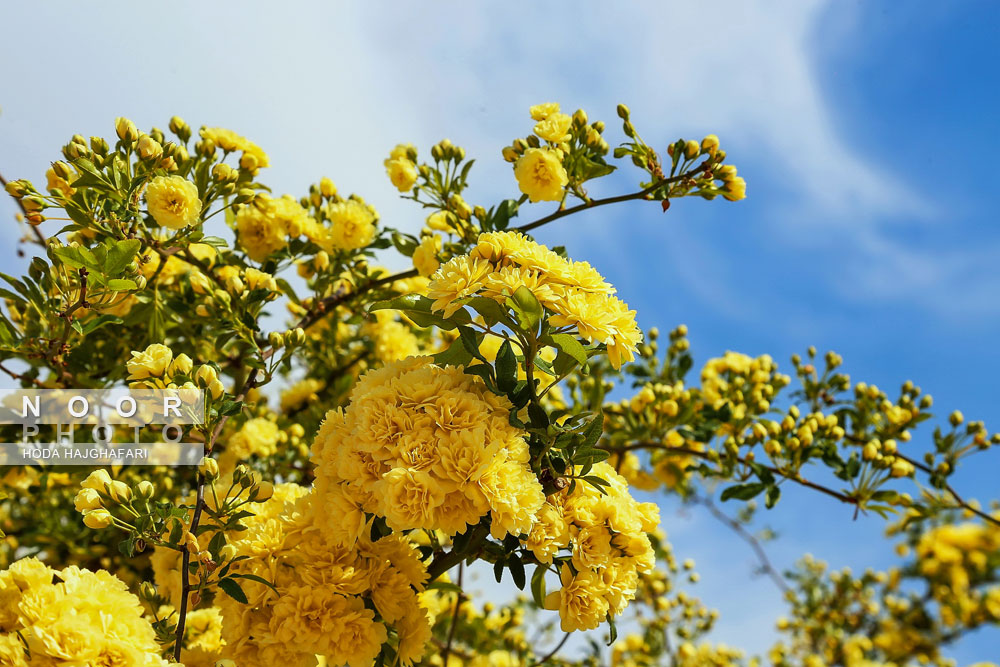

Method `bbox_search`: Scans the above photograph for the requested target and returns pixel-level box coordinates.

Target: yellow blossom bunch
[526,462,658,632]
[235,193,310,262]
[427,231,642,368]
[311,356,545,543]
[0,557,168,665]
[212,483,433,667]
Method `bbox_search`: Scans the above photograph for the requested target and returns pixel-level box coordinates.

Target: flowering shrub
[0,101,997,666]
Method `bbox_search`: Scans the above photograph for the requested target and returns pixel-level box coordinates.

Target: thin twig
[514,164,709,234]
[616,441,859,506]
[693,494,791,595]
[532,632,571,666]
[441,562,464,665]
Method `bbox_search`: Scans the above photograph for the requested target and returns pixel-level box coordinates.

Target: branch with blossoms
[0,100,997,667]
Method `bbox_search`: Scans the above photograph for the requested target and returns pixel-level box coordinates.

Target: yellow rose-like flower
[328,200,377,251]
[145,175,201,229]
[386,157,418,192]
[513,148,568,203]
[529,102,561,121]
[280,378,324,413]
[412,235,441,277]
[126,343,174,380]
[0,558,165,665]
[534,113,572,143]
[311,356,543,544]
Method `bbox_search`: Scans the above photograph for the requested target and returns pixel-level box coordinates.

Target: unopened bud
[136,480,155,499]
[140,581,157,600]
[616,104,631,120]
[115,117,139,144]
[268,331,285,349]
[254,481,274,502]
[199,456,220,480]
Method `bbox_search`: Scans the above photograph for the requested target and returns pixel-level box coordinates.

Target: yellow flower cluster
[384,143,418,192]
[512,103,570,202]
[126,342,195,390]
[365,310,422,363]
[311,356,545,543]
[529,462,658,632]
[916,522,1000,598]
[215,483,433,667]
[427,231,642,368]
[220,416,282,470]
[280,377,324,413]
[0,557,168,666]
[701,351,788,422]
[199,126,270,172]
[235,193,311,262]
[145,175,202,229]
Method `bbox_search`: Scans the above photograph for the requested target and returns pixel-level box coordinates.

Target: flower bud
[239,152,259,172]
[135,275,148,290]
[268,331,285,349]
[684,140,700,160]
[115,117,139,144]
[199,456,220,481]
[81,469,112,492]
[319,177,337,199]
[232,464,249,484]
[168,353,194,376]
[184,531,200,554]
[207,379,225,400]
[140,581,157,601]
[136,480,155,499]
[169,116,190,141]
[83,509,113,529]
[195,364,218,387]
[74,488,103,512]
[90,136,110,155]
[949,410,964,427]
[219,544,237,562]
[240,470,257,489]
[137,135,163,160]
[313,250,330,271]
[284,328,306,347]
[225,275,245,295]
[254,481,274,502]
[213,290,231,307]
[212,163,237,183]
[616,103,631,120]
[572,109,588,127]
[108,480,132,503]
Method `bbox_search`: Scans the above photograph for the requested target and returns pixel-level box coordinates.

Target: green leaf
[199,236,229,248]
[581,413,604,449]
[549,333,587,366]
[507,286,542,333]
[105,239,141,275]
[720,482,767,502]
[81,314,123,334]
[370,294,470,330]
[458,326,487,363]
[530,564,547,608]
[231,572,279,593]
[218,578,248,604]
[495,340,518,394]
[107,278,138,291]
[465,296,508,327]
[765,485,781,509]
[433,336,474,367]
[51,246,86,270]
[508,555,526,590]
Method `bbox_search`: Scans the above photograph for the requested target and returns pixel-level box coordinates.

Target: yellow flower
[412,235,441,277]
[529,102,561,121]
[328,200,377,250]
[280,378,324,413]
[723,176,746,201]
[312,357,543,544]
[386,157,418,192]
[426,210,458,233]
[534,113,573,143]
[145,175,201,229]
[544,564,610,632]
[513,148,568,203]
[126,343,174,380]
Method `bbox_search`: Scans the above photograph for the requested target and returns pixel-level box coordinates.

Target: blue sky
[1,1,998,661]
